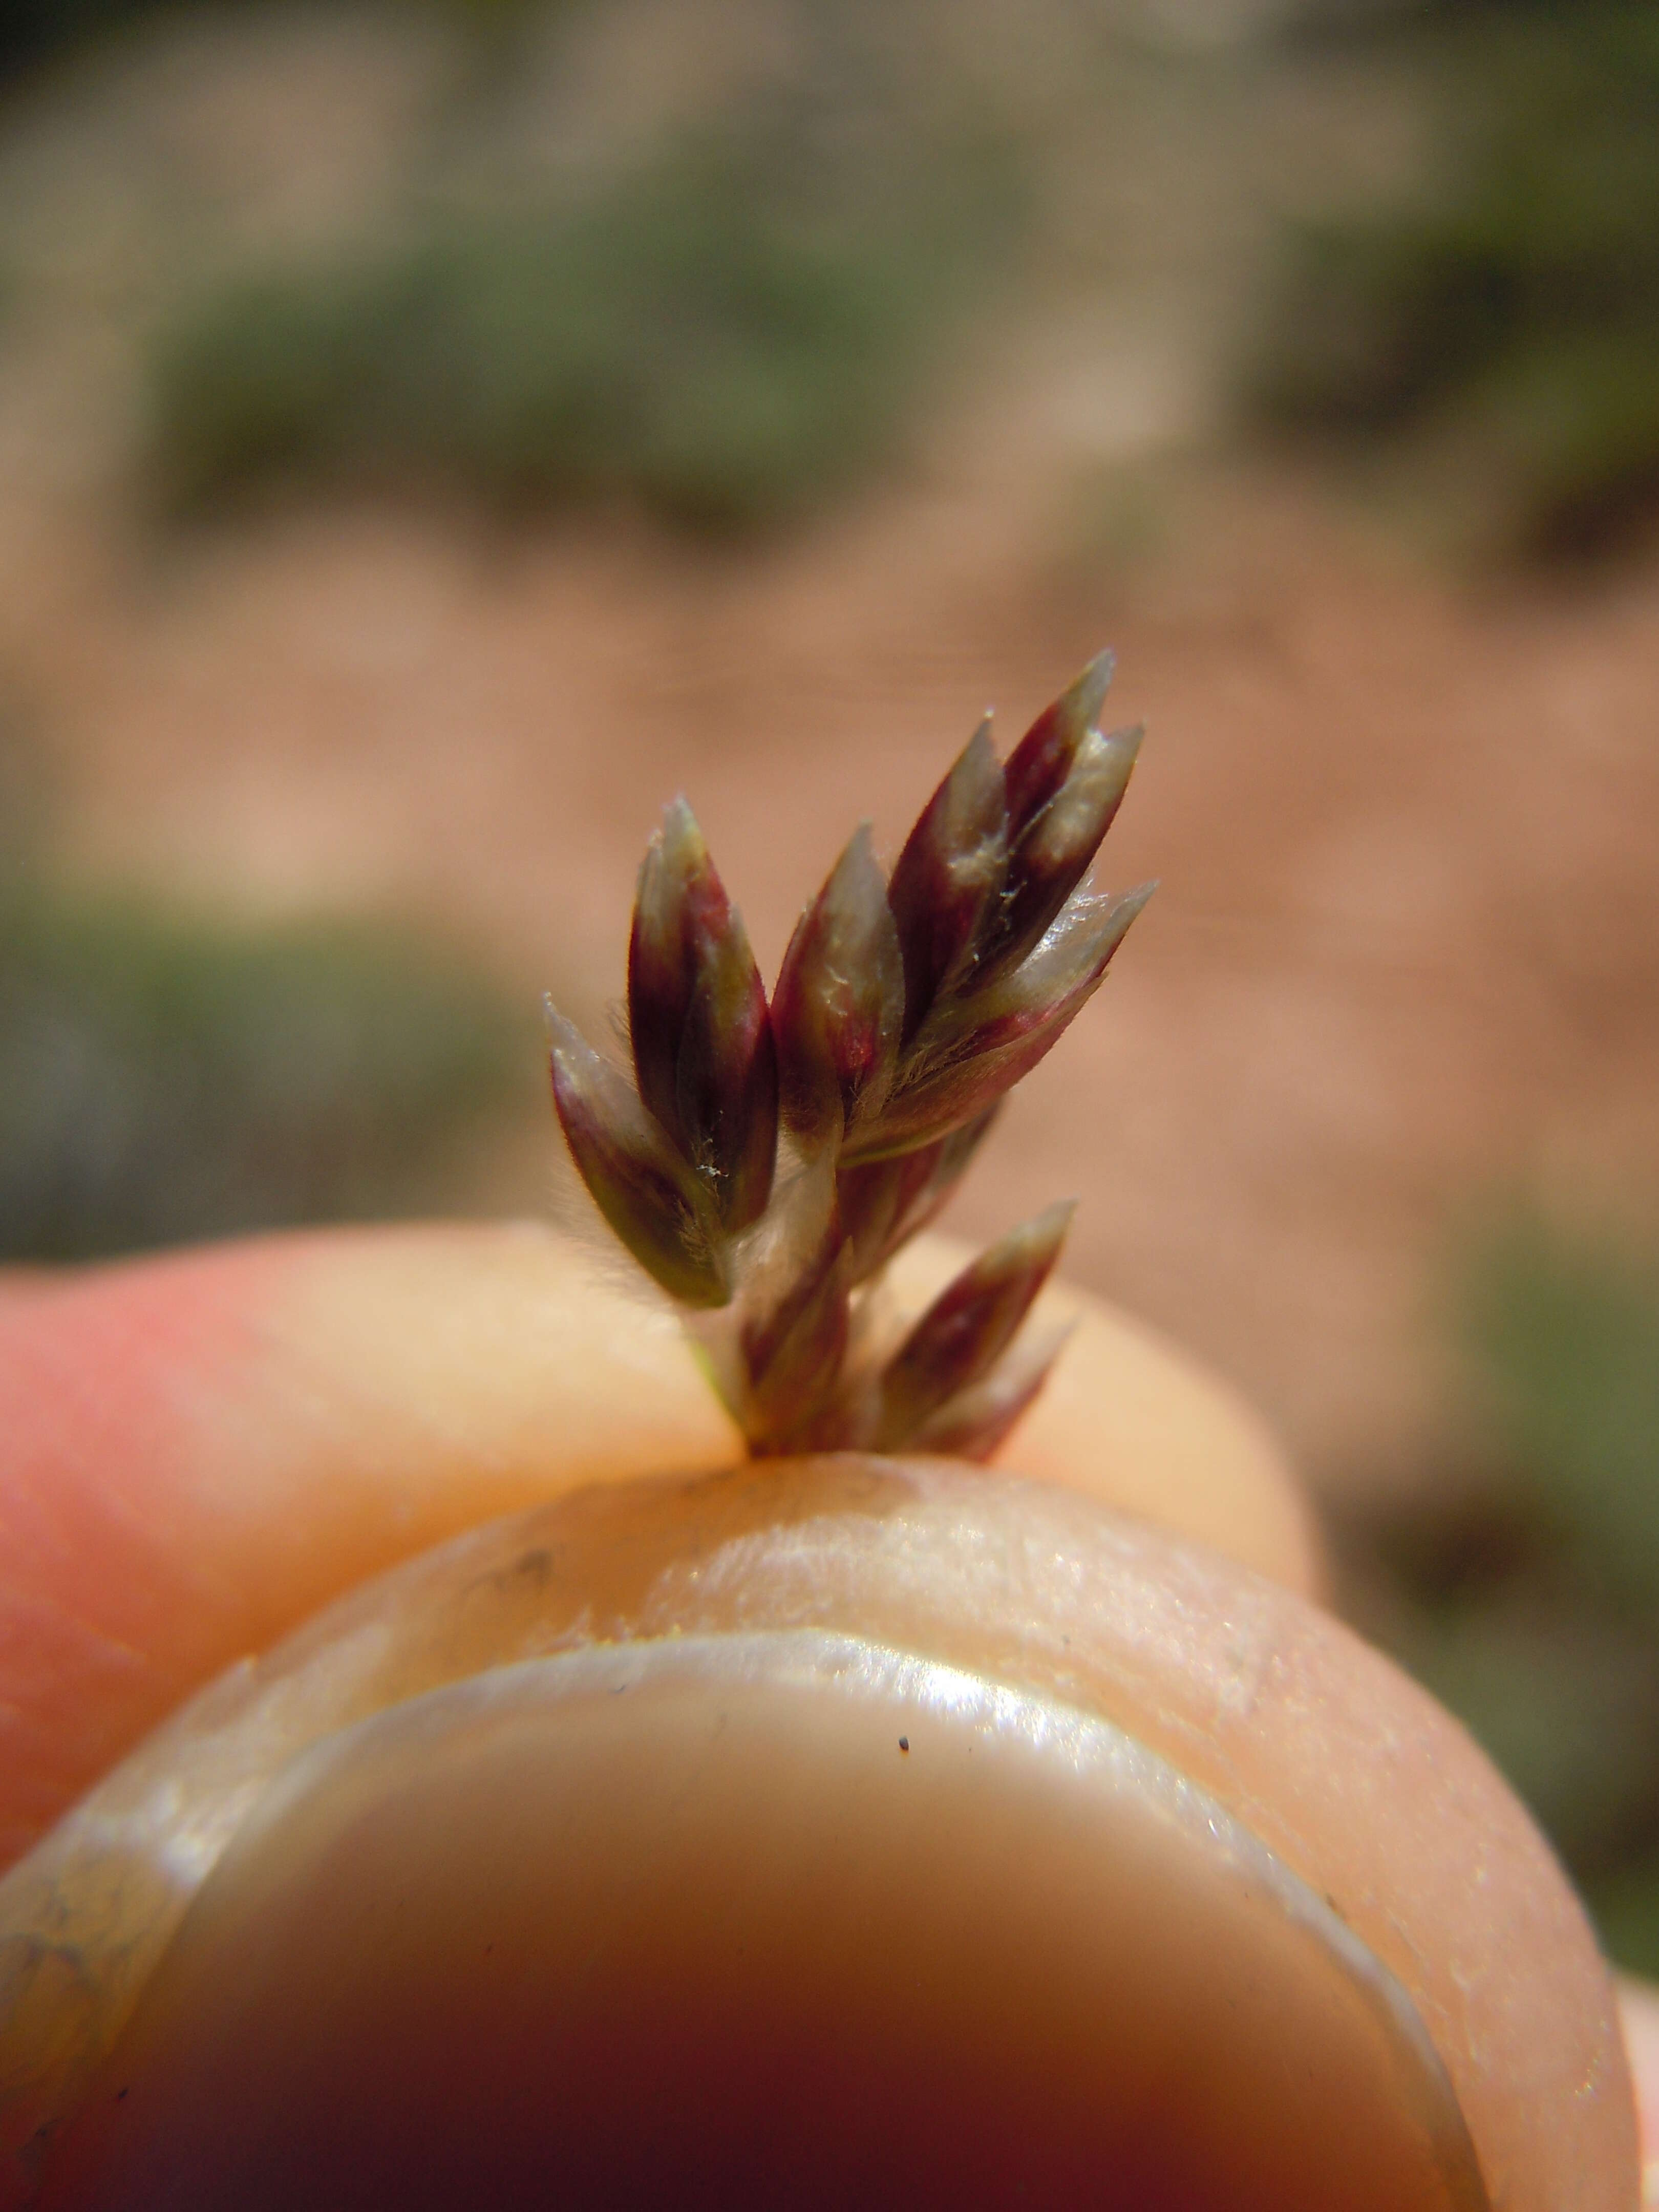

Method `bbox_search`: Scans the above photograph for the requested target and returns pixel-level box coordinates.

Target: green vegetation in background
[1468,1218,1659,1605]
[1347,1210,1659,1973]
[1253,3,1659,560]
[0,877,533,1262]
[147,118,1018,534]
[0,0,529,81]
[0,0,168,78]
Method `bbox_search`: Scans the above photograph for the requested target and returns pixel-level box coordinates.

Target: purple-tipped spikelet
[546,651,1154,1458]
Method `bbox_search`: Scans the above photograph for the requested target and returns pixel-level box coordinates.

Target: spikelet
[546,651,1154,1458]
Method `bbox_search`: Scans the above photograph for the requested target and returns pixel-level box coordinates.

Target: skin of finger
[1615,1980,1659,2198]
[0,1221,1311,1875]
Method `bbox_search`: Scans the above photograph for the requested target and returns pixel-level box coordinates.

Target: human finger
[0,1221,1310,1870]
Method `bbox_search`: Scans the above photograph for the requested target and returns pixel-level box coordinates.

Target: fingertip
[0,1222,736,1868]
[1617,1978,1659,2189]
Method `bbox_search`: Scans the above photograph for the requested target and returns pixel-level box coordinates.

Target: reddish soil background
[8,454,1658,1498]
[2,8,1655,1499]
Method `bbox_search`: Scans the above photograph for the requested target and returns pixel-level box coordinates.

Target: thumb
[0,1222,732,1871]
[1616,1979,1659,2192]
[0,1220,1310,1873]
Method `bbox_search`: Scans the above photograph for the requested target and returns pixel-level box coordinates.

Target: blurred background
[2,0,1657,1963]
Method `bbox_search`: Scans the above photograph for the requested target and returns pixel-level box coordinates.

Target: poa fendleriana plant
[545,651,1152,1460]
[1,659,1636,2212]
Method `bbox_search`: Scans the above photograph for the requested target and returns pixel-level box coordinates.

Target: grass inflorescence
[546,653,1152,1461]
